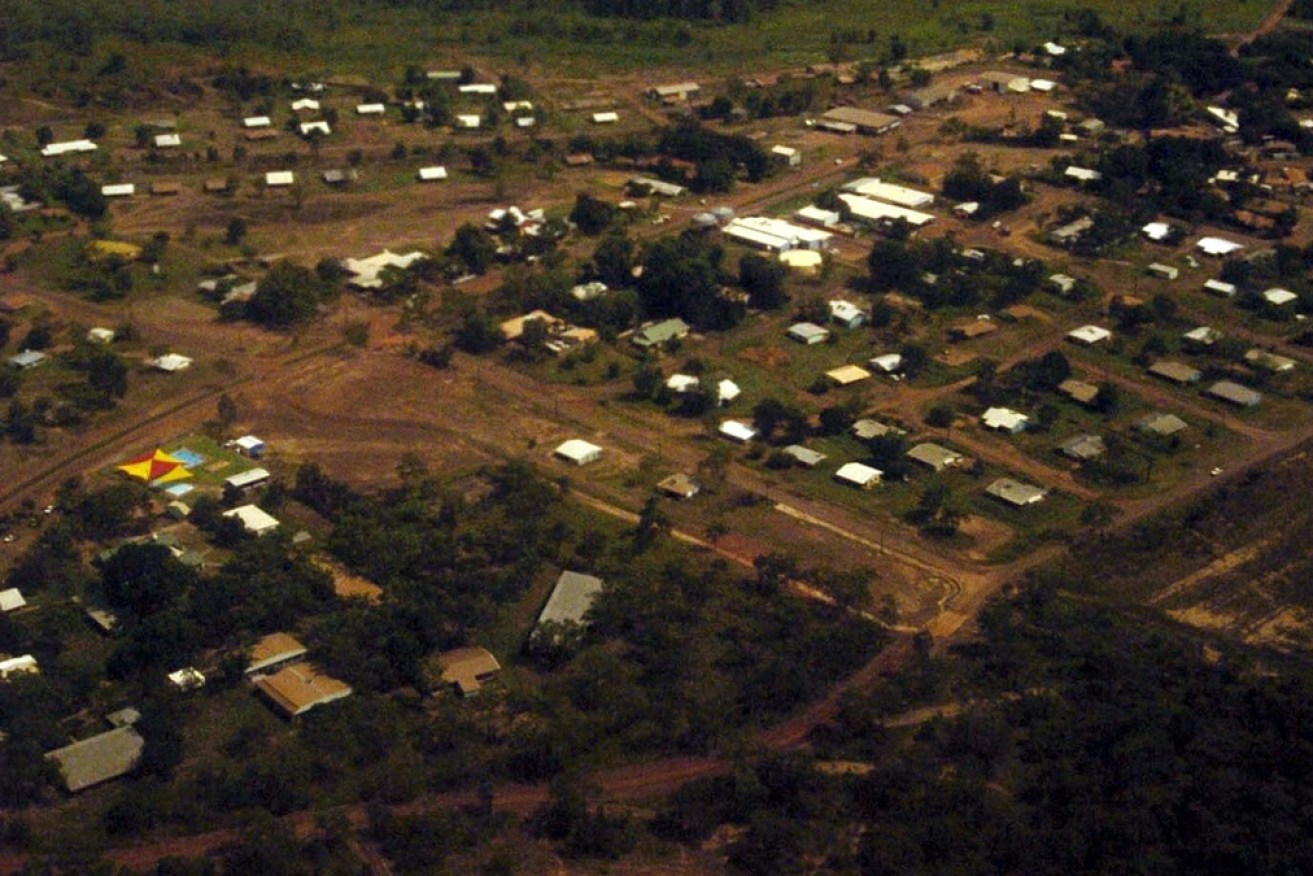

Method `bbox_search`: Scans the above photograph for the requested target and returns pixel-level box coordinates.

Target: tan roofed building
[255,663,353,717]
[246,632,308,676]
[433,647,502,696]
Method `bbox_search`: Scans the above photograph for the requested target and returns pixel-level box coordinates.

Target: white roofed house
[1064,166,1102,185]
[298,121,331,137]
[1067,325,1112,347]
[723,216,833,253]
[716,379,741,406]
[101,184,135,198]
[224,505,280,536]
[591,111,620,124]
[834,462,882,489]
[243,116,272,129]
[356,103,386,116]
[828,300,866,328]
[787,322,831,345]
[417,166,448,182]
[836,193,935,228]
[345,250,427,290]
[41,139,98,157]
[554,439,602,466]
[869,353,903,374]
[719,420,758,443]
[771,145,801,167]
[841,177,935,209]
[154,133,182,148]
[455,114,482,130]
[224,467,270,491]
[265,171,295,187]
[1196,236,1244,257]
[0,588,27,613]
[290,98,320,112]
[234,435,266,458]
[981,407,1030,434]
[1262,287,1298,307]
[151,353,193,372]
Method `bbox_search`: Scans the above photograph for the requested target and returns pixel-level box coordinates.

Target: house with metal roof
[1138,412,1189,437]
[224,504,280,536]
[1205,380,1262,408]
[224,467,270,491]
[532,571,605,645]
[1059,434,1106,462]
[632,318,691,348]
[986,477,1047,507]
[1148,361,1203,385]
[657,473,700,500]
[827,364,871,386]
[1058,378,1101,408]
[719,420,758,443]
[782,445,828,468]
[981,407,1030,434]
[553,439,602,466]
[0,588,26,613]
[7,350,46,370]
[255,663,353,718]
[828,299,865,328]
[432,647,501,696]
[906,443,964,472]
[834,462,882,489]
[1245,349,1296,373]
[246,633,308,676]
[1067,325,1112,346]
[46,726,144,793]
[852,419,902,440]
[787,322,831,345]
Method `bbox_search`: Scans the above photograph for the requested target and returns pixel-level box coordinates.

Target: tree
[634,497,670,549]
[739,254,788,309]
[593,233,634,288]
[84,350,128,400]
[925,403,954,428]
[100,543,196,618]
[453,309,503,354]
[448,223,497,275]
[632,359,663,399]
[224,217,248,246]
[867,240,918,291]
[217,393,238,428]
[914,482,963,536]
[569,193,616,235]
[245,262,322,327]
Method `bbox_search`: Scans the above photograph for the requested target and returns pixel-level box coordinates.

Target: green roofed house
[632,318,690,349]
